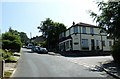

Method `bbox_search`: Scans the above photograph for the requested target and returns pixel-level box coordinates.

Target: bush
[2,40,22,52]
[1,49,17,62]
[2,49,13,60]
[2,32,22,52]
[112,41,120,64]
[11,40,22,52]
[2,40,12,50]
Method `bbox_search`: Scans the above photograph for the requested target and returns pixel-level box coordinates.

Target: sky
[1,0,108,38]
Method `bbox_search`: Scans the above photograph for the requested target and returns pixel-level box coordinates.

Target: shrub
[2,40,22,52]
[2,40,12,50]
[2,49,13,60]
[2,32,22,52]
[11,40,22,52]
[111,41,120,64]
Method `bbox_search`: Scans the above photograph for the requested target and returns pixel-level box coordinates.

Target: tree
[90,1,120,63]
[38,18,66,51]
[8,27,29,44]
[90,1,120,39]
[19,32,29,44]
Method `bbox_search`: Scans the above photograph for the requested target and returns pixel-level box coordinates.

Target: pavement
[4,52,21,77]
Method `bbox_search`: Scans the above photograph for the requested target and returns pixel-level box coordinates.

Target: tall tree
[90,1,120,39]
[38,18,66,51]
[19,32,29,44]
[8,27,29,44]
[90,1,120,63]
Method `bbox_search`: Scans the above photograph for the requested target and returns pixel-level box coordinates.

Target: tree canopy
[8,27,29,44]
[90,1,120,63]
[38,18,66,51]
[90,1,120,39]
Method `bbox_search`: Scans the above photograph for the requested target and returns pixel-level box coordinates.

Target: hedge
[2,39,22,52]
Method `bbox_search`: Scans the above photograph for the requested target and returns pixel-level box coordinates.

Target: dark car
[31,46,39,52]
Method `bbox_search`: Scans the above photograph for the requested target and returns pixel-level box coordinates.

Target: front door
[91,39,95,50]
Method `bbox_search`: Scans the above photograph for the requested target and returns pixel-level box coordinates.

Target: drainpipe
[80,26,82,50]
[100,31,103,52]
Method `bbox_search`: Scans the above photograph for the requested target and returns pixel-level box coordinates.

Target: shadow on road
[101,61,120,76]
[59,51,111,57]
[59,53,110,58]
[88,60,120,78]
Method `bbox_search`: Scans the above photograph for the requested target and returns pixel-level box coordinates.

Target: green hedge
[2,40,22,52]
[112,41,120,64]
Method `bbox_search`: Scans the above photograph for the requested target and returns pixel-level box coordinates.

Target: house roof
[76,22,97,27]
[31,36,45,42]
[65,22,99,32]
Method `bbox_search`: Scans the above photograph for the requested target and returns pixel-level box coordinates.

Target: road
[13,48,108,77]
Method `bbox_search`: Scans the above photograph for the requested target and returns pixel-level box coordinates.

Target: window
[109,41,112,46]
[81,39,89,47]
[102,41,105,46]
[96,40,99,46]
[82,27,86,33]
[74,26,78,33]
[90,27,94,34]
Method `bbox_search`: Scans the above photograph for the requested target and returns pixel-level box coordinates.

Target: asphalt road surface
[12,48,108,77]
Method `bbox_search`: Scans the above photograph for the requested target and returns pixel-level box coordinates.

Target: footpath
[4,52,21,77]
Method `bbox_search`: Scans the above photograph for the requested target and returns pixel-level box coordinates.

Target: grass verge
[4,70,13,77]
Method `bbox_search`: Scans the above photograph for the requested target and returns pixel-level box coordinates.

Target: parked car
[27,43,33,49]
[37,47,48,54]
[31,46,39,52]
[31,46,48,54]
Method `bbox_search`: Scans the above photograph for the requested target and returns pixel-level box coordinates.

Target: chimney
[72,21,75,25]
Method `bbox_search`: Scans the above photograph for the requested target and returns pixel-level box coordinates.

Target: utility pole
[30,32,32,43]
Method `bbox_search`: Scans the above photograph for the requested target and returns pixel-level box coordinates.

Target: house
[31,36,45,43]
[59,22,114,55]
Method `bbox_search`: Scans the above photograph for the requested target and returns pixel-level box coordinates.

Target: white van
[27,43,33,49]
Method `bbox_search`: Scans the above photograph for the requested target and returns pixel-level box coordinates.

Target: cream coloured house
[59,22,113,53]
